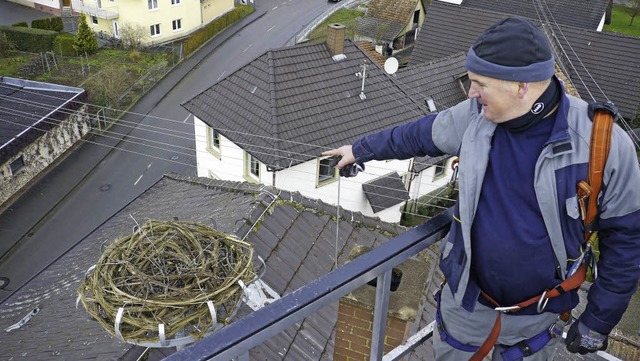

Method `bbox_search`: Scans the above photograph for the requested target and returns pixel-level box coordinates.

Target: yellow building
[70,0,234,45]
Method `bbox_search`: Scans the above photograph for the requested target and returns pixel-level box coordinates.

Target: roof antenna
[355,60,369,100]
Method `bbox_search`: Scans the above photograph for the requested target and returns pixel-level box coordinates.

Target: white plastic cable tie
[207,300,217,325]
[159,324,167,346]
[115,307,125,341]
[4,307,39,332]
[238,280,247,302]
[84,264,96,278]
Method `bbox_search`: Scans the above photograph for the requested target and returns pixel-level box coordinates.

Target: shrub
[183,5,254,56]
[74,15,99,55]
[12,22,28,27]
[51,18,64,32]
[31,18,48,30]
[129,49,141,62]
[0,32,16,57]
[119,22,148,49]
[54,32,76,55]
[0,26,57,52]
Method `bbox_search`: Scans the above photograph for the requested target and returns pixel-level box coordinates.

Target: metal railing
[71,0,119,20]
[165,209,452,361]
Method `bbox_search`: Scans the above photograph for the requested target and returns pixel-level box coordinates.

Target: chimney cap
[329,23,346,29]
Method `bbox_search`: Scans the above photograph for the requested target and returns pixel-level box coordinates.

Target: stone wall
[0,105,91,208]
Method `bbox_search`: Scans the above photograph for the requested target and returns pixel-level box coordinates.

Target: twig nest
[78,219,256,344]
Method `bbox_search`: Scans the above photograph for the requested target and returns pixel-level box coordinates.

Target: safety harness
[437,104,615,361]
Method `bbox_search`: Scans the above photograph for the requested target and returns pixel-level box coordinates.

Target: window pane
[318,158,335,182]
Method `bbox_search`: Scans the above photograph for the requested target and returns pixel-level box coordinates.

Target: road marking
[134,174,143,186]
[242,44,253,53]
[217,71,226,81]
[267,25,276,32]
[147,163,152,169]
[182,114,191,123]
[272,6,277,10]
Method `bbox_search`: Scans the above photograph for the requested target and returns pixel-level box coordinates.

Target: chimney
[333,246,430,360]
[327,23,346,56]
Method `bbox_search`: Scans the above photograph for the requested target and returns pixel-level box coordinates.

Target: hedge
[12,22,28,27]
[31,17,64,32]
[0,26,57,52]
[54,32,76,55]
[183,5,254,56]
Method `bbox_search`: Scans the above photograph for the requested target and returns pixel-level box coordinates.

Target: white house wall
[195,117,451,223]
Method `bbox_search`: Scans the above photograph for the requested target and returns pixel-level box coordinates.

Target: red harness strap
[469,263,587,361]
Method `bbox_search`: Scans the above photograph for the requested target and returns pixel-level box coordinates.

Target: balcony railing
[165,209,453,361]
[71,0,119,20]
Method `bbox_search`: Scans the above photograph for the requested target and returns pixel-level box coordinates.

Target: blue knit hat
[465,17,555,82]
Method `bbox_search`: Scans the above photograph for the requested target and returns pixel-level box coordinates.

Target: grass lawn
[307,8,365,42]
[604,5,640,37]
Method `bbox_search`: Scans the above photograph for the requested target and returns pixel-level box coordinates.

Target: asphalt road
[0,0,337,303]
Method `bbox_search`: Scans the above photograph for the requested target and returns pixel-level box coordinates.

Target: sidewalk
[0,9,266,263]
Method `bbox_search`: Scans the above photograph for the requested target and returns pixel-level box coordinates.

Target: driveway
[0,0,50,26]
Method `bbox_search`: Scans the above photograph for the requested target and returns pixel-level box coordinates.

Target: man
[323,17,640,360]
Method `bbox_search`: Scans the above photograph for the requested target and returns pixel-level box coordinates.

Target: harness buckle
[494,305,520,313]
[537,290,550,313]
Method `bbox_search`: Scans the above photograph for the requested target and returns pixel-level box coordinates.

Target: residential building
[354,0,427,56]
[183,25,468,223]
[411,0,640,122]
[8,0,71,16]
[0,77,89,210]
[70,0,234,45]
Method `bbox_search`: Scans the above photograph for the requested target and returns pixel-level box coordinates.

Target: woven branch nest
[77,219,256,344]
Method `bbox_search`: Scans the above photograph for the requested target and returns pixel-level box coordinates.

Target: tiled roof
[182,40,429,170]
[355,16,406,42]
[552,25,640,121]
[410,2,505,64]
[0,78,85,164]
[411,1,640,120]
[413,154,452,173]
[367,0,421,25]
[460,0,610,30]
[0,174,405,360]
[362,172,410,213]
[355,0,422,41]
[396,52,468,113]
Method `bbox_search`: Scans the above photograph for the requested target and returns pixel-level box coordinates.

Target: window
[433,160,447,180]
[91,15,98,25]
[148,0,158,10]
[171,0,181,5]
[317,158,337,186]
[206,127,221,158]
[244,152,260,182]
[150,24,160,36]
[9,156,25,175]
[172,19,182,31]
[457,73,471,95]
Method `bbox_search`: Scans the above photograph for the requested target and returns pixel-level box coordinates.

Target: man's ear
[517,82,529,98]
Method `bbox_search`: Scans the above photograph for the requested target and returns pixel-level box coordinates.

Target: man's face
[467,71,521,123]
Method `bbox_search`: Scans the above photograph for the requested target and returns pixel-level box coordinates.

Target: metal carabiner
[537,290,549,313]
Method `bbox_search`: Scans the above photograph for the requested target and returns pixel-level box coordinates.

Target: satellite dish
[384,57,399,75]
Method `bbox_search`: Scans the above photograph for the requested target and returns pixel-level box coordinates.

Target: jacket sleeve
[581,125,640,334]
[352,99,477,162]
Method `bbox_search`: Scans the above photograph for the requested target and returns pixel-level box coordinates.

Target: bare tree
[625,0,640,26]
[119,22,148,50]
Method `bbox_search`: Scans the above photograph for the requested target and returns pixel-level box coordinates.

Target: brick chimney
[333,246,430,360]
[326,23,346,56]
